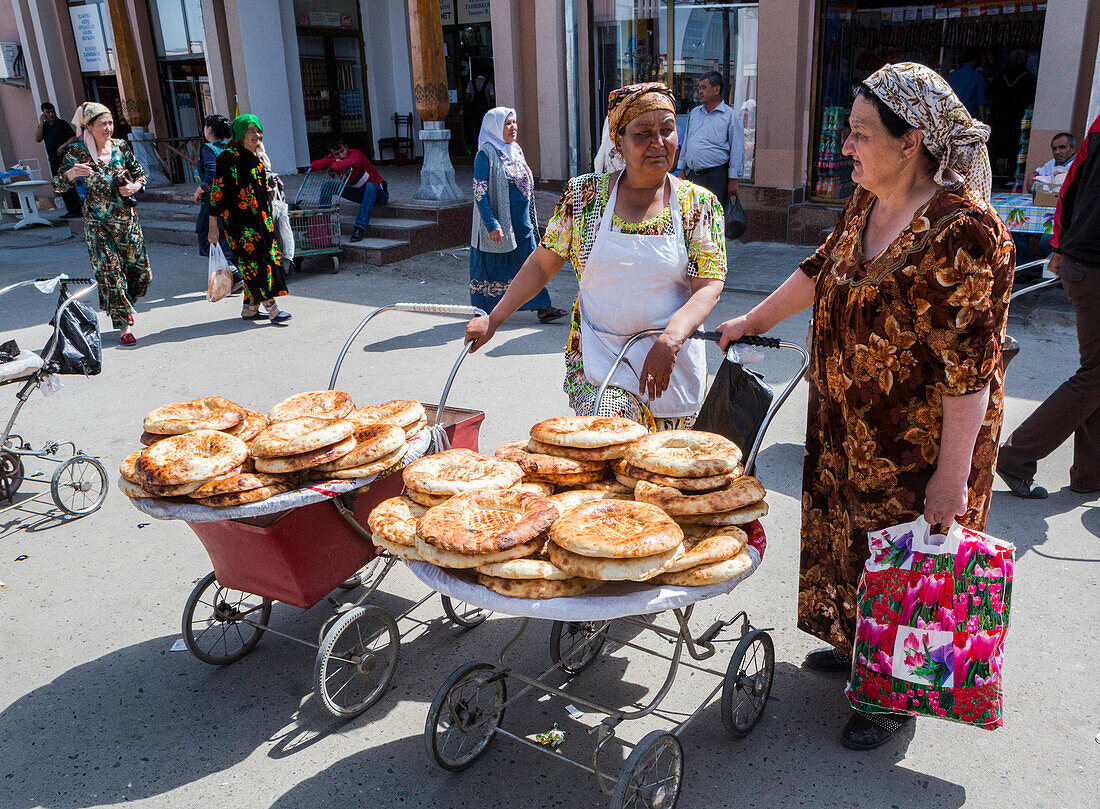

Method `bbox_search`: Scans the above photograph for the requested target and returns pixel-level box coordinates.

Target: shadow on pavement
[988,489,1098,562]
[751,442,804,498]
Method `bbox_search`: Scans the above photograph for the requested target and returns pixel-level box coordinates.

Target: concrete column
[200,0,237,117]
[752,0,815,191]
[12,0,81,114]
[1029,0,1100,178]
[361,0,418,160]
[533,0,568,182]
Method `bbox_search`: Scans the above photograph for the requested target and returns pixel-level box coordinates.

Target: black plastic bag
[45,287,101,375]
[694,359,773,455]
[725,197,748,240]
[0,339,18,362]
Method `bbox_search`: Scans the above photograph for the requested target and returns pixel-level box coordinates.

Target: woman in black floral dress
[209,114,290,322]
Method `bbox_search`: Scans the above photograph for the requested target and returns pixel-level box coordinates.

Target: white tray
[126,429,431,523]
[407,543,762,622]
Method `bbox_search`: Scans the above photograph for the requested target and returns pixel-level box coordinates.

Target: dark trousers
[48,155,82,217]
[685,164,729,210]
[999,254,1100,490]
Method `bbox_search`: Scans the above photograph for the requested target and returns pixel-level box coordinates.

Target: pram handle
[35,277,95,285]
[593,328,809,475]
[329,303,488,450]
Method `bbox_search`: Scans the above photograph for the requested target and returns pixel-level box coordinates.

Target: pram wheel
[1,450,25,501]
[50,454,107,515]
[329,256,340,274]
[314,605,399,718]
[549,620,609,675]
[720,629,774,737]
[182,572,272,665]
[441,595,489,629]
[425,661,506,771]
[611,730,683,809]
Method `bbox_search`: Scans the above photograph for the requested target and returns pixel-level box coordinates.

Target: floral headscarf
[606,83,677,140]
[864,62,992,202]
[70,102,112,163]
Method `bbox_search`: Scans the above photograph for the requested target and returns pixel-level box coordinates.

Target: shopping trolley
[287,168,351,275]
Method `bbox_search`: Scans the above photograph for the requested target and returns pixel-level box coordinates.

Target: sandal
[537,306,567,323]
[120,332,136,346]
[241,305,265,321]
[841,711,913,750]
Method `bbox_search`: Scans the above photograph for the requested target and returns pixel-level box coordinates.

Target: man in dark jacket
[998,111,1100,498]
[310,139,388,243]
[34,102,81,218]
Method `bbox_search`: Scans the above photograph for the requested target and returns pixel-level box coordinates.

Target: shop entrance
[297,30,372,161]
[442,20,494,157]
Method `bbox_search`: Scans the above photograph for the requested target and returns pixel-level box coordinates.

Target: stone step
[339,236,414,266]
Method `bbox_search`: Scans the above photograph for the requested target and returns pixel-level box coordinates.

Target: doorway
[297,31,372,160]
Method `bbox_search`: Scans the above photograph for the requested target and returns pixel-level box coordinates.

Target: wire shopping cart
[287,168,351,275]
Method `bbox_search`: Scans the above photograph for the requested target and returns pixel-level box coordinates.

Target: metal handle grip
[35,277,95,285]
[730,335,782,349]
[392,302,484,316]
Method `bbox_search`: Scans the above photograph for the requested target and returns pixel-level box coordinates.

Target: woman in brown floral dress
[717,63,1014,749]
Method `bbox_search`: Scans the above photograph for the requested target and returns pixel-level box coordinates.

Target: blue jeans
[343,182,389,230]
[1013,232,1053,266]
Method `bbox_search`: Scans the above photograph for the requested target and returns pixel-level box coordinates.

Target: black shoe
[1070,483,1100,495]
[61,212,82,219]
[996,465,1048,499]
[350,227,365,243]
[804,647,850,673]
[841,711,913,750]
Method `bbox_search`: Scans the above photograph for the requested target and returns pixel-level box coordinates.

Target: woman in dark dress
[209,114,290,322]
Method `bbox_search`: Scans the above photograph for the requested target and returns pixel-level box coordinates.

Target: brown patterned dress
[798,184,1015,654]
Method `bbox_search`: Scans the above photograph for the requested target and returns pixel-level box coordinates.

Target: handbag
[845,517,1013,729]
[693,357,773,455]
[725,196,747,240]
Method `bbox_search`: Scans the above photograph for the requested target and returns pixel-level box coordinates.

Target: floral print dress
[210,142,286,305]
[53,140,150,329]
[540,172,726,430]
[798,184,1014,655]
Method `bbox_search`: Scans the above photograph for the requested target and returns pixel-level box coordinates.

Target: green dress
[209,142,287,305]
[53,139,151,330]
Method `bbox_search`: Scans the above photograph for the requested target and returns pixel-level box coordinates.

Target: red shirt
[309,149,384,189]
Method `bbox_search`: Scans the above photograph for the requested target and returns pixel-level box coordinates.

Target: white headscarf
[477,106,533,199]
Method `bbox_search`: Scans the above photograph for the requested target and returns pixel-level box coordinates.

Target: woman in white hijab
[469,107,565,322]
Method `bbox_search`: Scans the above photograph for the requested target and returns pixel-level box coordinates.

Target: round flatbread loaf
[404,416,429,438]
[623,430,742,477]
[634,476,766,516]
[119,449,144,483]
[140,478,207,497]
[531,416,647,449]
[414,534,542,569]
[143,396,245,435]
[512,480,555,496]
[495,440,606,476]
[611,458,739,492]
[550,499,682,558]
[535,469,610,487]
[416,488,557,555]
[312,423,405,471]
[268,390,354,423]
[139,431,170,447]
[477,557,570,580]
[577,479,634,495]
[196,482,292,508]
[655,548,753,586]
[547,540,682,582]
[253,435,356,473]
[405,486,449,507]
[224,410,270,443]
[663,526,747,573]
[547,489,623,513]
[117,476,152,498]
[676,500,770,526]
[372,533,422,561]
[188,469,286,499]
[322,444,409,479]
[476,573,604,599]
[367,496,427,546]
[403,448,522,496]
[347,400,425,431]
[250,416,355,458]
[527,437,632,461]
[135,430,249,486]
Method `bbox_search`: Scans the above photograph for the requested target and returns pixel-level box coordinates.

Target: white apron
[578,173,707,418]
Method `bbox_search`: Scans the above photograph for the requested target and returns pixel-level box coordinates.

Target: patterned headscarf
[70,102,112,163]
[606,83,677,140]
[864,62,992,202]
[231,114,263,142]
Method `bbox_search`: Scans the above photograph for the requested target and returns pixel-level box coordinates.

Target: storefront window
[810,0,1047,201]
[149,0,205,58]
[592,1,759,181]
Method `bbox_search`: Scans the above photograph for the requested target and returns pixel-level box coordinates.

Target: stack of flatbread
[345,400,428,440]
[402,448,523,507]
[509,416,648,494]
[140,396,269,447]
[619,430,762,584]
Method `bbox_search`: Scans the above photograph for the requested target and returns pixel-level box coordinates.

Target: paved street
[0,227,1096,809]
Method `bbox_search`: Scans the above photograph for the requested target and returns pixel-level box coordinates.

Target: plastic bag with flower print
[846,517,1013,730]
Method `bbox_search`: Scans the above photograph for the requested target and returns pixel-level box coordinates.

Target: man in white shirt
[1026,132,1076,192]
[676,71,745,212]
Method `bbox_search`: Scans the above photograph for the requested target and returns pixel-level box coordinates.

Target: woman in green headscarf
[209,114,291,321]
